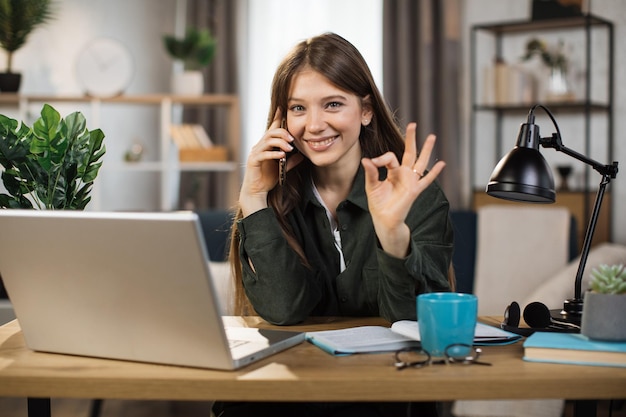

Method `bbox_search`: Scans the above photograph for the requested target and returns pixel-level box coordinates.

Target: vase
[171,70,204,96]
[0,72,22,93]
[546,66,573,102]
[581,292,626,342]
[556,165,573,191]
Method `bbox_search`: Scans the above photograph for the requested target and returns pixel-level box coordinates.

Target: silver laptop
[0,210,304,370]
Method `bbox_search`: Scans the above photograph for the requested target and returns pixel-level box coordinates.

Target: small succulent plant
[589,264,626,295]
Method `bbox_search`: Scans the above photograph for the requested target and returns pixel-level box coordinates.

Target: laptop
[0,210,304,370]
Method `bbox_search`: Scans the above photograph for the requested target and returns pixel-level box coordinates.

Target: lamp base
[550,309,581,326]
[550,298,583,326]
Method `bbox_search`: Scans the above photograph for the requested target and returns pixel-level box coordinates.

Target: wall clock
[76,37,135,98]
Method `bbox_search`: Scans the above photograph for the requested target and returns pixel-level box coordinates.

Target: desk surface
[1,317,625,402]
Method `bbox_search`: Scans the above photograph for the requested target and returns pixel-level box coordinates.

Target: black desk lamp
[486,104,618,325]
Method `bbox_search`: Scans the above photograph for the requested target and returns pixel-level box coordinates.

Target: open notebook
[0,210,304,370]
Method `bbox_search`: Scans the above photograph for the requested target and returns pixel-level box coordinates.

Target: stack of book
[523,332,626,368]
[170,124,228,162]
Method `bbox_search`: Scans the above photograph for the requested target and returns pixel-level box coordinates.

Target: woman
[216,32,453,416]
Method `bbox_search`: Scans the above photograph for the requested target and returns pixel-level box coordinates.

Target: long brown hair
[229,33,406,315]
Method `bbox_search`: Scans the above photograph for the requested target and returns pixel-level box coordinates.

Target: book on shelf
[306,320,521,356]
[170,124,214,149]
[169,124,228,162]
[523,331,626,368]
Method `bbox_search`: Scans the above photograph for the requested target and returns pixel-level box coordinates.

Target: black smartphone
[279,154,287,186]
[279,146,300,186]
[278,119,298,186]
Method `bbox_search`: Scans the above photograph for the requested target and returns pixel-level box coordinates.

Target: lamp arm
[530,104,618,178]
[540,134,619,178]
[572,174,611,302]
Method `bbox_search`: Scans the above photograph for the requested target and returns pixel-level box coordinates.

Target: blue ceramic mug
[417,292,478,357]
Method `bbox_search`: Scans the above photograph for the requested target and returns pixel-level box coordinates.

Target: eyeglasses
[394,343,492,370]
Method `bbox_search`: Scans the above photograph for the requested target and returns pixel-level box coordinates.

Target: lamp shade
[487,147,556,203]
[486,122,556,203]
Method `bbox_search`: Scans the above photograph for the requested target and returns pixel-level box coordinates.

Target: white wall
[597,0,626,245]
[461,0,626,245]
[13,0,175,96]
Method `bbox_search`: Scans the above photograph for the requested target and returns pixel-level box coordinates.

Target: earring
[363,119,370,126]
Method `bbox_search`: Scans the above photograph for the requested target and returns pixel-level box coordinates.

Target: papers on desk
[306,320,521,356]
[392,320,522,346]
[306,325,421,355]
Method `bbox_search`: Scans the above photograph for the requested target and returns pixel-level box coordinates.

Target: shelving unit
[469,14,614,246]
[0,94,240,211]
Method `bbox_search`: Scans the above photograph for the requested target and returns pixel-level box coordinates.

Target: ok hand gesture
[361,123,446,258]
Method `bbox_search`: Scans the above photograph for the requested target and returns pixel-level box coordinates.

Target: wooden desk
[1,317,625,416]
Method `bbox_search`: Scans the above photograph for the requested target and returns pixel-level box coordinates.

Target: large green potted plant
[0,0,54,93]
[581,264,626,342]
[163,26,216,95]
[0,103,106,209]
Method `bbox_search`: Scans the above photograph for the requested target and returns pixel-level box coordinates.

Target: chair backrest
[473,205,573,315]
[449,210,478,294]
[195,210,235,314]
[196,210,233,262]
[450,206,578,293]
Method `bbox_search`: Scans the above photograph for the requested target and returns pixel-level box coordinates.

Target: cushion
[520,242,626,310]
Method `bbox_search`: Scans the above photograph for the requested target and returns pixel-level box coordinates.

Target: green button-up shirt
[237,167,453,325]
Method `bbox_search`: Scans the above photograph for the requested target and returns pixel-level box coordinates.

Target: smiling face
[286,68,372,171]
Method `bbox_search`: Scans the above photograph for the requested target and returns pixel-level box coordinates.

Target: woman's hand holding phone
[239,109,300,216]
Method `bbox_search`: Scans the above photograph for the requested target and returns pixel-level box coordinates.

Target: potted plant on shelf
[0,103,106,209]
[521,37,574,102]
[581,264,626,342]
[0,0,55,93]
[163,26,216,95]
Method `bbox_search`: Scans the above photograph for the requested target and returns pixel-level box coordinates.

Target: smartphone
[279,154,287,186]
[278,119,298,186]
[279,146,299,187]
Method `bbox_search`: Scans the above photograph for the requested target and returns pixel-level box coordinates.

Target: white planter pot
[581,292,626,341]
[171,71,204,96]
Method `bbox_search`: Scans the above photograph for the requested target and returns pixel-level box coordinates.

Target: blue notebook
[523,331,626,368]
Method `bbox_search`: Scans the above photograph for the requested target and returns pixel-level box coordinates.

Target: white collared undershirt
[312,180,347,273]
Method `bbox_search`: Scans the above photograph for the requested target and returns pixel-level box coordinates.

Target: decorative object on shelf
[581,264,626,341]
[522,38,574,102]
[76,37,135,98]
[0,0,54,93]
[0,103,106,209]
[163,27,216,95]
[531,0,585,21]
[124,141,144,163]
[556,164,573,191]
[486,104,619,326]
